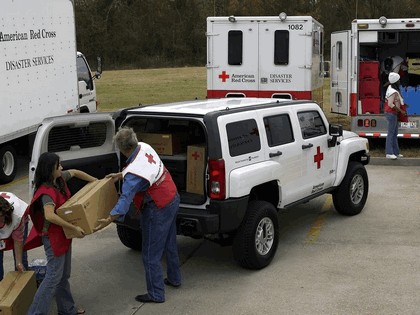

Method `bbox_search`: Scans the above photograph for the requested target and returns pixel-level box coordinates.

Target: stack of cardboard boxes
[136,132,206,195]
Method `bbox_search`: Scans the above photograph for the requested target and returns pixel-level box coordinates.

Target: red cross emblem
[145,153,156,164]
[218,71,230,82]
[0,193,10,199]
[192,151,201,160]
[313,146,324,169]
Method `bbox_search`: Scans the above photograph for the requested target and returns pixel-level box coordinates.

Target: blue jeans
[385,112,400,155]
[28,236,77,315]
[0,221,29,281]
[141,194,181,302]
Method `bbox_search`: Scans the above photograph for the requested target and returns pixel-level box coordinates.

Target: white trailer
[0,0,101,183]
[206,13,325,105]
[331,16,420,138]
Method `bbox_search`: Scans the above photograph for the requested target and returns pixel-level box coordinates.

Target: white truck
[331,16,420,139]
[206,13,325,106]
[0,0,101,183]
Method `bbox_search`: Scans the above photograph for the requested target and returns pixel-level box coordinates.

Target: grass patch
[96,67,206,111]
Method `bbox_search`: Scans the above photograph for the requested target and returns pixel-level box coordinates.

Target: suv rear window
[226,119,261,156]
[48,122,107,152]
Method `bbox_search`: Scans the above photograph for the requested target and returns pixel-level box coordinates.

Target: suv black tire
[233,201,279,270]
[333,161,368,216]
[116,224,142,251]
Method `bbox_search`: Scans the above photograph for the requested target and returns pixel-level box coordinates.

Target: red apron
[24,184,72,257]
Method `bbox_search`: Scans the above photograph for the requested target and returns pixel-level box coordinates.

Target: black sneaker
[164,278,181,288]
[135,294,164,303]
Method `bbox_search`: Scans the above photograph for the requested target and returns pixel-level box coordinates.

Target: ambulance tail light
[208,159,226,200]
[358,119,377,127]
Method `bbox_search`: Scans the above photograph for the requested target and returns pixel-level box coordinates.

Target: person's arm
[67,169,97,182]
[44,204,85,238]
[13,240,24,272]
[11,222,25,271]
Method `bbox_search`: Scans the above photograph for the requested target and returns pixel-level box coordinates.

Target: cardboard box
[57,178,118,239]
[137,133,186,155]
[186,145,206,194]
[0,271,37,315]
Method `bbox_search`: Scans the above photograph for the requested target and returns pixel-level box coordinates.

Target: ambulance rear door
[258,19,308,98]
[207,18,259,97]
[331,31,351,115]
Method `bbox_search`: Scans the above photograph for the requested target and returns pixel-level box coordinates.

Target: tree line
[74,0,420,69]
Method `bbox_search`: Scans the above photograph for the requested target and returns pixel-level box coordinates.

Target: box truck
[0,0,101,183]
[206,13,325,105]
[331,16,420,139]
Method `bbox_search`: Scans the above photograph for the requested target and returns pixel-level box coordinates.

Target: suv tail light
[208,159,226,200]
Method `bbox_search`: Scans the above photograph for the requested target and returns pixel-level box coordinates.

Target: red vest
[123,144,178,211]
[132,168,177,210]
[25,183,72,257]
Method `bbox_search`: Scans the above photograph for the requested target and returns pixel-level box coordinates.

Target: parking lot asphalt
[1,158,420,314]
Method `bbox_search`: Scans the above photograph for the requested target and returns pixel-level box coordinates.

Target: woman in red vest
[27,152,97,315]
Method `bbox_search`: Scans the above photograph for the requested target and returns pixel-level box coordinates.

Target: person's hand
[73,226,86,238]
[94,216,114,232]
[106,173,122,183]
[16,262,25,273]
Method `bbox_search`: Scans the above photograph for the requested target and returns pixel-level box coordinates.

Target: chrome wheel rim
[255,217,274,256]
[350,174,364,205]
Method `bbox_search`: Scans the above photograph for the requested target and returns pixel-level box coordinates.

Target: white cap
[389,72,400,84]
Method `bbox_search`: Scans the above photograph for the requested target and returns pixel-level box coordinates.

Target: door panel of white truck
[330,31,351,115]
[29,113,118,196]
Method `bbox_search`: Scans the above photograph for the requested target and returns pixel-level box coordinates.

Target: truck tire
[333,161,368,216]
[0,146,17,184]
[116,225,142,251]
[233,200,279,270]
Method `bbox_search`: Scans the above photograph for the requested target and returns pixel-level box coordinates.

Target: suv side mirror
[328,124,342,147]
[329,124,343,137]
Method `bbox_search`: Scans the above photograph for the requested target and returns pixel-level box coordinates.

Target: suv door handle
[269,151,283,158]
[302,143,314,150]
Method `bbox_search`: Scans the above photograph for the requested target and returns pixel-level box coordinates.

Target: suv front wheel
[233,201,279,270]
[333,161,368,216]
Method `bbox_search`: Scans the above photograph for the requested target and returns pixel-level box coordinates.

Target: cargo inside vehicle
[359,30,420,115]
[124,117,207,205]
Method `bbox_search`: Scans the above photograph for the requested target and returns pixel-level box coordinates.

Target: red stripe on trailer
[403,134,412,138]
[373,133,381,137]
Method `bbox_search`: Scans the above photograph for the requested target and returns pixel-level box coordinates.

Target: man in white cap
[384,72,406,159]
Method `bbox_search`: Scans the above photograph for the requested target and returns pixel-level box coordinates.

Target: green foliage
[75,0,420,69]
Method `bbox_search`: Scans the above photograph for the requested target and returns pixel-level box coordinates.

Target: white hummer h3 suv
[30,98,370,269]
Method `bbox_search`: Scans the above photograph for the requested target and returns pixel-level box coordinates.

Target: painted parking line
[304,195,332,244]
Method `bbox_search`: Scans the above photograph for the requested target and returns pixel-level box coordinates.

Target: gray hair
[113,127,138,152]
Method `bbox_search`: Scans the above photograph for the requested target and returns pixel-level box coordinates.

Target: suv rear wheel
[116,225,142,251]
[233,201,279,270]
[333,161,368,216]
